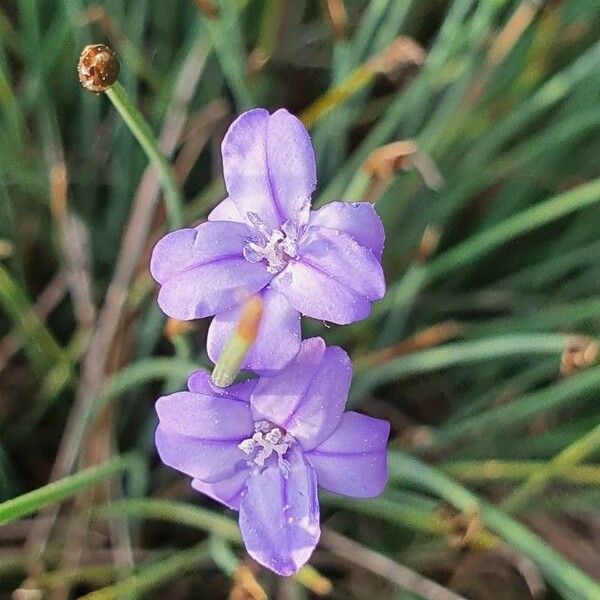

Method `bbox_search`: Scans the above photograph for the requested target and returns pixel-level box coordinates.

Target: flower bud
[211,295,264,388]
[77,44,119,93]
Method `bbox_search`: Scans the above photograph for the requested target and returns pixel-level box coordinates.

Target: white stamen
[239,420,294,477]
[243,213,299,273]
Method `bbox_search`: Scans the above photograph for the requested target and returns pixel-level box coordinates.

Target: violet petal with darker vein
[150,108,386,372]
[154,337,389,576]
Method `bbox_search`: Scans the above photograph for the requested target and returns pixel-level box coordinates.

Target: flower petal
[250,337,352,450]
[157,259,270,321]
[239,448,320,576]
[272,226,385,324]
[207,287,301,373]
[155,427,247,483]
[308,201,385,259]
[221,109,315,230]
[155,391,253,483]
[191,468,249,511]
[208,197,244,223]
[264,109,316,226]
[156,392,253,439]
[306,412,389,498]
[151,221,247,284]
[151,221,271,320]
[187,370,257,403]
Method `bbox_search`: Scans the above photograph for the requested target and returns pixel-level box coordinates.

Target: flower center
[238,420,295,477]
[243,212,298,274]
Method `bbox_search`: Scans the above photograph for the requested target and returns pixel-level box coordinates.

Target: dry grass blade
[321,528,467,600]
[21,36,209,574]
[0,273,66,374]
[323,0,348,41]
[356,321,462,371]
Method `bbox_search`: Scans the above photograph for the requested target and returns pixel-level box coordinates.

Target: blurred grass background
[0,0,599,598]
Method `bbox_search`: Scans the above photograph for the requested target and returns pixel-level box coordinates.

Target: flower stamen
[239,420,294,477]
[243,212,298,273]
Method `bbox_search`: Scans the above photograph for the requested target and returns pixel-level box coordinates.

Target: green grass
[0,0,599,598]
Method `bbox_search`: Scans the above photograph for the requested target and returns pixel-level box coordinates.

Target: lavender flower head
[155,337,389,575]
[150,109,385,372]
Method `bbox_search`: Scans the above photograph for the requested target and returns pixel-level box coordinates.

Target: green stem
[95,498,241,542]
[380,177,600,315]
[95,498,330,592]
[436,364,600,444]
[441,460,600,486]
[0,454,139,525]
[211,332,253,387]
[208,536,239,576]
[202,1,254,110]
[388,451,600,600]
[105,82,183,228]
[501,424,600,512]
[92,358,199,422]
[0,263,65,372]
[78,542,210,600]
[351,333,566,402]
[322,493,497,548]
[426,177,600,283]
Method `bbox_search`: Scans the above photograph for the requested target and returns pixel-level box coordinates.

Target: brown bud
[447,507,482,550]
[229,565,267,600]
[164,318,196,340]
[236,295,263,343]
[415,224,441,263]
[560,335,599,376]
[194,0,219,18]
[78,44,119,93]
[324,0,349,41]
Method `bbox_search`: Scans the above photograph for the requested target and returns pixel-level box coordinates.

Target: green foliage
[1,0,599,598]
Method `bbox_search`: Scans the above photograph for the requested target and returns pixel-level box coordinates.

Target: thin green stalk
[317,0,485,205]
[381,177,600,314]
[466,296,600,337]
[501,424,600,512]
[350,333,566,402]
[388,452,600,599]
[426,177,600,283]
[93,358,199,419]
[208,536,239,576]
[0,454,140,525]
[201,0,254,110]
[78,542,210,600]
[95,498,241,542]
[0,262,65,372]
[441,460,600,486]
[436,364,600,444]
[96,498,328,592]
[105,82,183,228]
[322,494,497,548]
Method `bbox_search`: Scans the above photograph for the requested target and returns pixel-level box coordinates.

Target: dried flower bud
[447,508,482,549]
[211,295,264,388]
[560,335,599,376]
[236,295,264,343]
[164,318,196,340]
[194,0,219,18]
[77,44,119,93]
[415,224,441,263]
[230,565,267,600]
[363,140,443,201]
[324,0,349,41]
[0,239,13,260]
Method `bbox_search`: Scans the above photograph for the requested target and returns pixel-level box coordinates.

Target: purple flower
[150,108,385,372]
[155,337,389,576]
